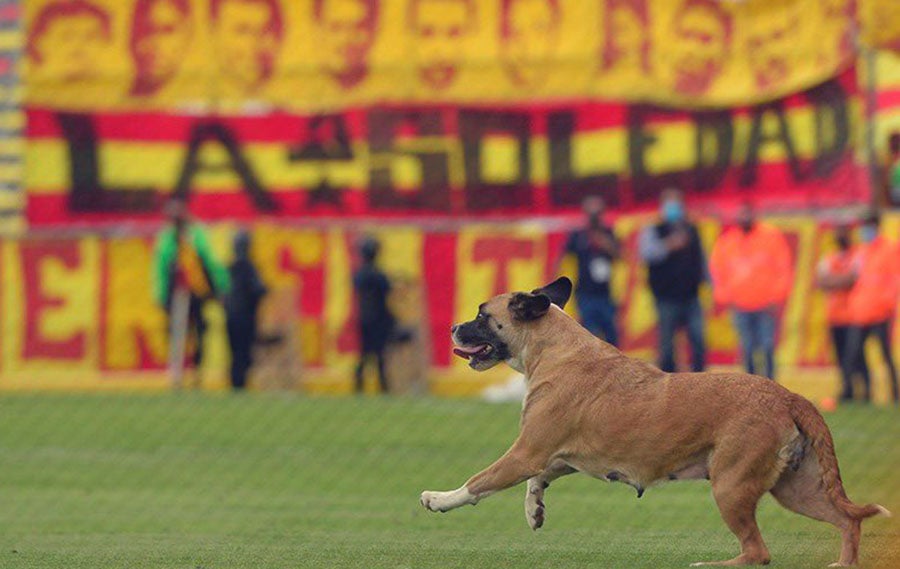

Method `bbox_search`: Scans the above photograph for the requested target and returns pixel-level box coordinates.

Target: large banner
[25,72,865,225]
[22,0,857,112]
[4,214,900,398]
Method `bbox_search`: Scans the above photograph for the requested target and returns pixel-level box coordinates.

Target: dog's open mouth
[452,344,494,360]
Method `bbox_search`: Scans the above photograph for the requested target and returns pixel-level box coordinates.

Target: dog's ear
[531,277,572,309]
[508,292,552,322]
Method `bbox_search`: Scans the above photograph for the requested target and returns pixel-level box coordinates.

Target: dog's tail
[788,394,890,521]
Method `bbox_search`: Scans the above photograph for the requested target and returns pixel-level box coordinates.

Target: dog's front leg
[421,443,545,513]
[525,462,577,530]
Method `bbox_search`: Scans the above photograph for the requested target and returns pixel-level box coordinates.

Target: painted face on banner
[315,0,379,90]
[500,0,560,87]
[212,0,283,93]
[670,0,731,96]
[409,0,476,90]
[746,16,795,90]
[29,1,111,82]
[599,0,650,73]
[130,0,192,96]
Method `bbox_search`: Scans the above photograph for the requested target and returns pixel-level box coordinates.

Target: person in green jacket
[153,199,230,383]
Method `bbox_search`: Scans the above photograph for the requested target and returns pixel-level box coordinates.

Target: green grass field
[0,393,897,568]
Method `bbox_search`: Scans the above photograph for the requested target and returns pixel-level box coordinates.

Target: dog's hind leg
[769,452,860,567]
[525,461,577,530]
[691,441,779,566]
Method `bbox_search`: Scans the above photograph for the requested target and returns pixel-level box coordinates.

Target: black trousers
[839,321,900,403]
[831,325,870,402]
[226,316,256,390]
[355,320,391,394]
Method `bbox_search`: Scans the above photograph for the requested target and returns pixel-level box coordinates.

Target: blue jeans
[733,309,777,379]
[577,294,618,346]
[655,298,705,372]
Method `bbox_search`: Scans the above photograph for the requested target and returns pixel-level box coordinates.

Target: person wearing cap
[710,203,792,380]
[225,229,268,391]
[816,223,870,402]
[353,237,395,394]
[840,211,900,403]
[639,188,707,372]
[152,198,230,384]
[559,196,620,345]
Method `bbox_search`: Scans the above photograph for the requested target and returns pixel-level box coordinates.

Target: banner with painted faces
[22,0,860,112]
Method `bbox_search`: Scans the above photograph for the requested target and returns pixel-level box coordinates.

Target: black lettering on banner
[367,109,450,211]
[627,105,684,204]
[288,114,354,209]
[547,111,619,207]
[58,113,156,212]
[175,122,276,211]
[740,101,802,187]
[459,109,532,211]
[805,79,849,179]
[692,111,733,192]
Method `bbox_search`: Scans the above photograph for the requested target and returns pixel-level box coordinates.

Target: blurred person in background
[153,199,230,387]
[840,211,900,404]
[639,188,707,372]
[225,230,268,391]
[816,223,870,402]
[710,203,792,380]
[559,196,620,346]
[353,237,395,394]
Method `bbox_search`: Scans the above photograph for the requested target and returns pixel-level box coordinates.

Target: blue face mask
[860,225,878,244]
[662,201,684,224]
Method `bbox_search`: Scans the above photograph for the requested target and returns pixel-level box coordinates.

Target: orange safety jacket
[710,222,793,311]
[816,250,857,326]
[847,237,900,325]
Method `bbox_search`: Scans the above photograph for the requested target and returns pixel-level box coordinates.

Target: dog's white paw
[524,485,545,530]
[420,490,456,513]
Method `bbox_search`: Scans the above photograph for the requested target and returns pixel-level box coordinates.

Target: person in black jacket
[353,237,395,394]
[638,188,707,372]
[225,230,268,390]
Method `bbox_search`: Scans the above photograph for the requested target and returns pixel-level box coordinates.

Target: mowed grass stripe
[0,393,897,568]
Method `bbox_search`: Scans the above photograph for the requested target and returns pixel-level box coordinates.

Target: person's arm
[708,233,729,305]
[770,229,794,304]
[602,227,620,259]
[638,226,668,264]
[152,229,174,307]
[193,226,231,297]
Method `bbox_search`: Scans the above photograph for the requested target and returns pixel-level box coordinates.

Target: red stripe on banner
[877,89,900,111]
[423,233,457,367]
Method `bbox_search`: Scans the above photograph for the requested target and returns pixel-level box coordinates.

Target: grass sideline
[0,393,897,569]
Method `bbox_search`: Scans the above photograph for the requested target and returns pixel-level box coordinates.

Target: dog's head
[451,277,572,371]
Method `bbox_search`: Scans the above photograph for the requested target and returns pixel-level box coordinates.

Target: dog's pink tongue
[453,345,487,359]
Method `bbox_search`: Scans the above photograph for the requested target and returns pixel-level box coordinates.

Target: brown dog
[419,277,889,566]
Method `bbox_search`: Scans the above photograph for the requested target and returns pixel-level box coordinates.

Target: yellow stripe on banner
[0,140,22,156]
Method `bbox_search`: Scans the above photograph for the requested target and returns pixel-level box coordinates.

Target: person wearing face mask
[816,223,869,402]
[558,196,620,345]
[841,211,900,404]
[639,188,707,372]
[709,202,792,380]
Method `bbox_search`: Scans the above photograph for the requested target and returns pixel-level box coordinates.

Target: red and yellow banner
[23,0,858,111]
[25,71,866,225]
[4,213,900,399]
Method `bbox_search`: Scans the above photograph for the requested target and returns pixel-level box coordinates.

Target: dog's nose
[451,324,459,334]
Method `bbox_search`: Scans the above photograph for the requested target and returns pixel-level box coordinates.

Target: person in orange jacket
[840,211,900,403]
[710,203,793,379]
[816,223,870,402]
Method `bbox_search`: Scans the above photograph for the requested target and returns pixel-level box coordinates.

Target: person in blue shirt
[560,196,621,346]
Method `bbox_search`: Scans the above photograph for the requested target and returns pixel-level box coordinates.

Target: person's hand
[665,230,689,251]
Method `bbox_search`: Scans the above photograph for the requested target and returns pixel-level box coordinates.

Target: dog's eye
[477,312,486,320]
